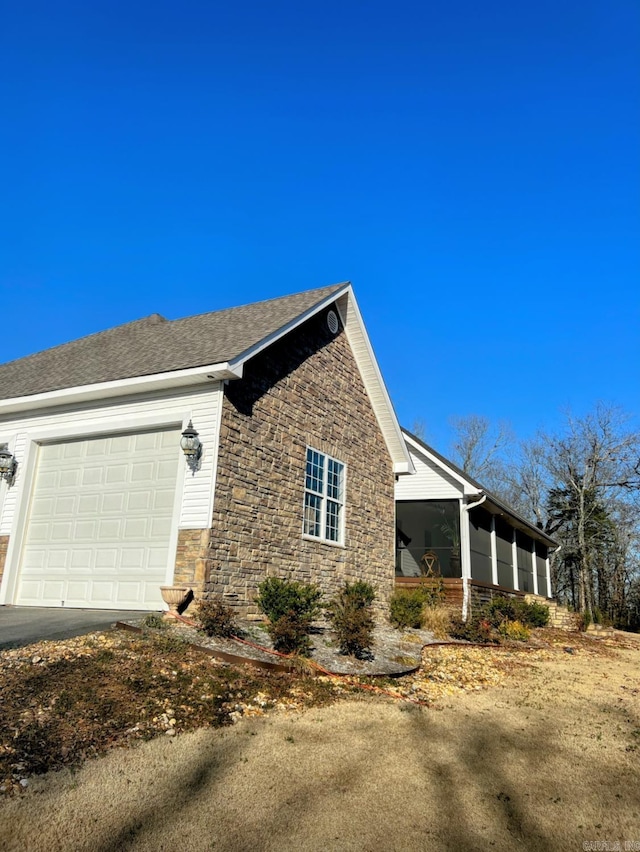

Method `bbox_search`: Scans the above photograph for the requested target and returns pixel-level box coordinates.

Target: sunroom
[395,430,558,617]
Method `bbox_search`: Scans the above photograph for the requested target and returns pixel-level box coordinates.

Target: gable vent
[327,310,339,334]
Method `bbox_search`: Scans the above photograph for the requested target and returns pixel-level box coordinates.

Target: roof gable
[0,284,346,401]
[401,429,557,547]
[0,283,413,473]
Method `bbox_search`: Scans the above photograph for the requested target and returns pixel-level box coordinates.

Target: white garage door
[17,429,181,610]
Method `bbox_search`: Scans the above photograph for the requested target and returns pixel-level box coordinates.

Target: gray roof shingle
[0,283,347,401]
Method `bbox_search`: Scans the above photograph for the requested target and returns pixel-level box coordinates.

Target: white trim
[335,291,414,475]
[206,387,225,532]
[302,447,346,546]
[545,555,552,599]
[490,515,498,586]
[0,363,238,417]
[402,432,475,492]
[459,498,472,581]
[229,284,352,371]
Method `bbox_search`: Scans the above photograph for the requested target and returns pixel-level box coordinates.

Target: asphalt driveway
[0,606,156,650]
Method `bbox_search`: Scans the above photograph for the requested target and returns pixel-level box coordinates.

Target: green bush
[255,577,322,655]
[389,581,445,629]
[449,616,496,644]
[485,596,517,627]
[390,590,426,629]
[521,600,550,627]
[484,596,549,628]
[198,598,239,638]
[327,581,376,658]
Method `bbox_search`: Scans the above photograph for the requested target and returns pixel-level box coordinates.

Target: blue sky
[1,0,638,452]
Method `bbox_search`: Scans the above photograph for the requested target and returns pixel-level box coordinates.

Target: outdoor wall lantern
[0,444,17,486]
[180,421,202,473]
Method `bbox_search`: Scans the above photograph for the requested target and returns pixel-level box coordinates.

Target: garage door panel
[82,468,103,486]
[78,494,100,514]
[127,492,151,511]
[158,460,179,480]
[17,427,181,609]
[67,581,90,600]
[60,469,81,487]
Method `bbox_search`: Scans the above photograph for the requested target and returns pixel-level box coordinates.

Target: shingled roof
[0,283,346,401]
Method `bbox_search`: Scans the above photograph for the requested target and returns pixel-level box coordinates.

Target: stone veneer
[0,535,8,587]
[202,308,396,617]
[173,528,210,599]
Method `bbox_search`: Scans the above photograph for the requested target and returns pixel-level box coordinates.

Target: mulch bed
[122,617,440,676]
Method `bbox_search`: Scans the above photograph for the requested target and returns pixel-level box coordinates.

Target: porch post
[512,528,519,591]
[490,514,498,586]
[532,538,539,596]
[546,555,552,599]
[460,499,472,620]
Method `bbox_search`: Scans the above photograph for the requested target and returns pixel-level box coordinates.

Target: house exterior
[0,283,412,616]
[396,430,558,618]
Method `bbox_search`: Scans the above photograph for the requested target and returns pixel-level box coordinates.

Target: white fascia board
[227,283,353,372]
[402,431,477,493]
[0,361,242,417]
[335,289,414,476]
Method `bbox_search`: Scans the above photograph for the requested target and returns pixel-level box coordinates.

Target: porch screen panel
[395,500,461,578]
[536,543,548,597]
[517,531,534,592]
[495,517,514,588]
[469,507,492,583]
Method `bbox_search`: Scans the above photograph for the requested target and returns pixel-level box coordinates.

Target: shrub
[389,581,444,629]
[421,605,452,639]
[143,613,167,630]
[390,590,425,629]
[255,577,322,655]
[484,596,549,628]
[498,619,530,641]
[485,596,517,627]
[198,598,239,638]
[449,616,495,643]
[520,600,550,627]
[326,581,376,658]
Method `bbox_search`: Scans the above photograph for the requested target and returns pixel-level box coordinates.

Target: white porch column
[512,528,519,591]
[460,499,472,620]
[531,538,539,595]
[490,514,498,586]
[546,555,552,599]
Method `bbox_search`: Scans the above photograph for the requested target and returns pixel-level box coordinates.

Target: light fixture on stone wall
[0,444,17,486]
[180,421,202,473]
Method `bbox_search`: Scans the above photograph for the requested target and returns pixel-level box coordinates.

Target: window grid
[303,448,345,544]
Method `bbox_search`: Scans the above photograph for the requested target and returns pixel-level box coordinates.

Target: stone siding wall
[173,529,210,602]
[0,535,8,587]
[203,309,395,617]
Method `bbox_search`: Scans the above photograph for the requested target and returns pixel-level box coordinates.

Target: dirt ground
[2,635,639,852]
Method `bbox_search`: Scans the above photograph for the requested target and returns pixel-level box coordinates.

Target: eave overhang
[0,361,241,417]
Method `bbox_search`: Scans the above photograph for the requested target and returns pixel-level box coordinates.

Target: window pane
[304,493,322,537]
[326,500,341,541]
[305,449,324,494]
[327,459,344,500]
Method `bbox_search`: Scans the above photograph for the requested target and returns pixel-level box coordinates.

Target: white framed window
[303,447,345,544]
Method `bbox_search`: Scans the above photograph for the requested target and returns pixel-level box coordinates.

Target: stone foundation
[173,528,211,605]
[0,535,8,587]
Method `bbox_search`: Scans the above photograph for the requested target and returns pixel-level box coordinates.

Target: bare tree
[541,404,640,618]
[448,414,514,489]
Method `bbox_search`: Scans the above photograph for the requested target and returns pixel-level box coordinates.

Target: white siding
[0,383,223,538]
[395,446,463,501]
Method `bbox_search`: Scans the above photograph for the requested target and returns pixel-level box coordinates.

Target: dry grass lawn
[1,634,639,852]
